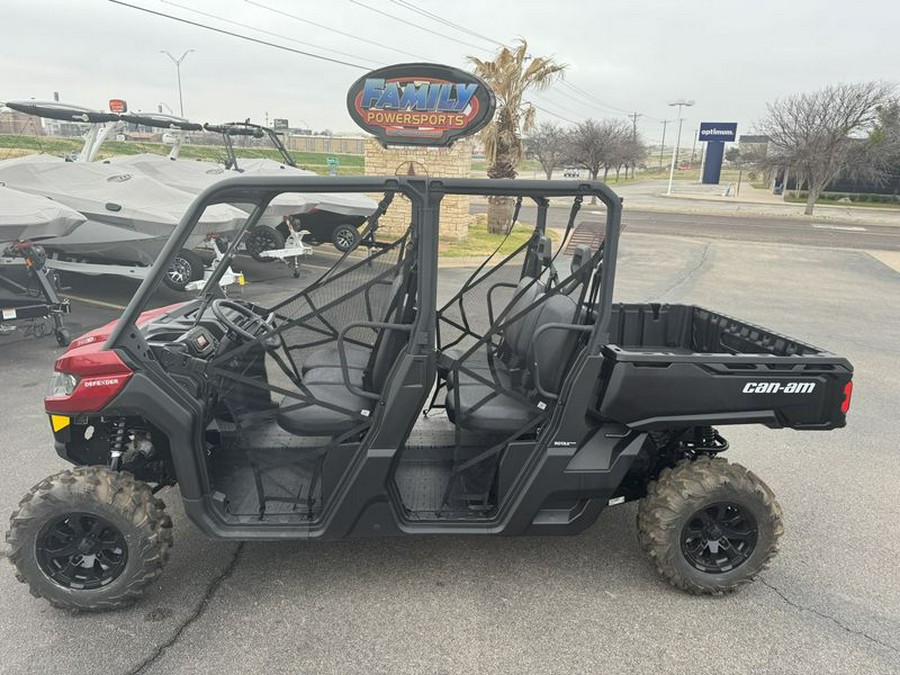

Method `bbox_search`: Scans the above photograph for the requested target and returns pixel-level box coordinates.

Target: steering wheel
[210,298,275,342]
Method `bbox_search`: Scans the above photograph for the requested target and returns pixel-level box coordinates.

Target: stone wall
[285,135,366,155]
[364,138,472,240]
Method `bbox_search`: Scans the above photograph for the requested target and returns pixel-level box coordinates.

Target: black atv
[6,176,852,611]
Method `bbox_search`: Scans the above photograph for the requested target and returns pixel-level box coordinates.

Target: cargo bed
[597,304,853,430]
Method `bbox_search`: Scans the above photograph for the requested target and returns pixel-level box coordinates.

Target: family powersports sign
[347,63,496,147]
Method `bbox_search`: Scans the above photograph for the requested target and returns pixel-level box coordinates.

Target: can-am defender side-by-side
[6,176,853,611]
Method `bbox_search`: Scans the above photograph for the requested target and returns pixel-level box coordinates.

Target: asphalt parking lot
[1,227,898,674]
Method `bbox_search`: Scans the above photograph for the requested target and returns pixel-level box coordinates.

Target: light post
[160,49,194,117]
[658,119,671,172]
[666,99,695,195]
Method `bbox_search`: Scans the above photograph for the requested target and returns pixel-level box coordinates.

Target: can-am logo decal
[347,63,495,147]
[106,174,132,183]
[743,382,816,394]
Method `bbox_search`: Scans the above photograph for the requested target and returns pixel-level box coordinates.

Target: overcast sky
[3,0,898,144]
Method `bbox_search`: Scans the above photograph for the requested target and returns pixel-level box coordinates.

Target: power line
[541,88,628,119]
[529,102,579,126]
[244,0,423,61]
[108,1,369,69]
[559,80,635,116]
[382,1,653,123]
[387,0,505,48]
[532,92,593,122]
[347,0,493,53]
[364,0,656,127]
[161,0,381,67]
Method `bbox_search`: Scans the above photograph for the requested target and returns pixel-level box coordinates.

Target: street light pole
[160,49,194,117]
[666,98,695,196]
[658,119,670,172]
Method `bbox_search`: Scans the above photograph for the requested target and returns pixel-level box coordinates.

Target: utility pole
[629,112,642,178]
[666,99,695,196]
[160,49,194,117]
[629,112,642,140]
[658,120,669,172]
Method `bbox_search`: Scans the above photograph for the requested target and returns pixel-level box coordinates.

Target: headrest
[570,244,593,280]
[536,236,552,266]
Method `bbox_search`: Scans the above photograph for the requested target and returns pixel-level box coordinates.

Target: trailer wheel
[332,224,360,253]
[55,328,70,347]
[637,456,783,595]
[245,225,285,263]
[6,467,173,611]
[163,249,205,291]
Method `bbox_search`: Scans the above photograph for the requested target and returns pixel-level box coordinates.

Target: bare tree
[758,81,895,214]
[609,134,646,182]
[567,118,629,182]
[526,121,569,179]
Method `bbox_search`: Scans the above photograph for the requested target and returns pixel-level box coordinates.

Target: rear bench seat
[435,235,555,383]
[445,246,593,435]
[446,293,580,433]
[437,242,591,388]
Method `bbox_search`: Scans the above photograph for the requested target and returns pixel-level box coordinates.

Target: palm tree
[469,40,566,233]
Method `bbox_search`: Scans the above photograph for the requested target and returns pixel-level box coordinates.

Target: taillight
[840,380,853,414]
[44,350,133,414]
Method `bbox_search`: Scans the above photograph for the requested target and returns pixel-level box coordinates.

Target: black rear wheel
[6,467,173,611]
[637,456,782,594]
[331,224,360,253]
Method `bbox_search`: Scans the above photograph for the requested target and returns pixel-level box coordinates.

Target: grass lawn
[440,220,561,258]
[0,135,365,175]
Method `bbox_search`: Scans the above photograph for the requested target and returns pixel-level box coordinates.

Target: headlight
[47,371,79,397]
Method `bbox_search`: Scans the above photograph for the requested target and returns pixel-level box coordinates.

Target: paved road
[1,231,898,674]
[472,203,900,252]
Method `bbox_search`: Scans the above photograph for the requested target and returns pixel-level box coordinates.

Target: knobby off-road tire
[6,467,173,611]
[637,456,783,595]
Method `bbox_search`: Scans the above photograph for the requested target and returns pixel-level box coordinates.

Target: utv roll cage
[105,176,623,536]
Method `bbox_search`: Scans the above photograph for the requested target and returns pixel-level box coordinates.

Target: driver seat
[276,278,415,436]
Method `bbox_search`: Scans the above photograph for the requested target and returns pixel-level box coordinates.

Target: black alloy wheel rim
[335,228,356,251]
[36,512,128,590]
[680,501,758,574]
[167,256,192,285]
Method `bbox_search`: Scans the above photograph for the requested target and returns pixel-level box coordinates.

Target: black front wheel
[637,456,783,595]
[331,224,360,253]
[6,467,173,611]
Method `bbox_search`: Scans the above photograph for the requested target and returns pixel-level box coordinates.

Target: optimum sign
[698,122,738,142]
[347,63,496,147]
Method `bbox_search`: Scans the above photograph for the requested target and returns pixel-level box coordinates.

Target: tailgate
[597,347,853,430]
